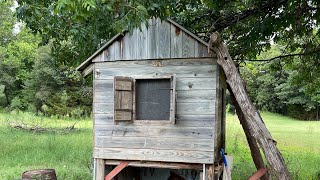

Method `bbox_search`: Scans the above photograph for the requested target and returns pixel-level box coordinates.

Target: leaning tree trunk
[209,32,291,179]
[228,84,269,180]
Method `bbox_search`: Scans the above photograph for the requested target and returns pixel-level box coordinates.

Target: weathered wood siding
[93,58,218,164]
[214,65,227,159]
[92,19,214,63]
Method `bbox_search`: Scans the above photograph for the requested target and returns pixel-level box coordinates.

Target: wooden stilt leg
[96,159,106,180]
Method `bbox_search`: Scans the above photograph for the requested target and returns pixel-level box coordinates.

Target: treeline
[0,6,91,117]
[0,36,92,117]
[240,45,320,120]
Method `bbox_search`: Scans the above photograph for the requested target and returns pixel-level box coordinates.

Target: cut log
[209,32,291,179]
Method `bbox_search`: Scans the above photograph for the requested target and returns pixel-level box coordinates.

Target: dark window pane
[136,79,171,120]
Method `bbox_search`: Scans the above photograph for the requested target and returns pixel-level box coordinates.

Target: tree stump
[22,169,57,180]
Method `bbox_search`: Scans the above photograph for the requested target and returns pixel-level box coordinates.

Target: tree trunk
[228,85,269,180]
[209,32,291,179]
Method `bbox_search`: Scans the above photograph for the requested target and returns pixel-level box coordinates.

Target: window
[113,75,176,124]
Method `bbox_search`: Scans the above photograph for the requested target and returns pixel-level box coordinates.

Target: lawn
[227,112,320,179]
[0,111,93,179]
[0,111,319,179]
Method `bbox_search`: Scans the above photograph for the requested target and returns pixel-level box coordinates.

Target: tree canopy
[0,0,317,119]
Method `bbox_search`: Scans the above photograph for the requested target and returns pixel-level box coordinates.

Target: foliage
[0,0,15,46]
[11,44,92,117]
[0,0,92,117]
[15,0,320,101]
[241,45,320,120]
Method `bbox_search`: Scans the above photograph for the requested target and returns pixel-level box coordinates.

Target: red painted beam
[105,161,130,180]
[248,168,268,180]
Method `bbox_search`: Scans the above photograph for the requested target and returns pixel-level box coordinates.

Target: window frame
[113,74,176,124]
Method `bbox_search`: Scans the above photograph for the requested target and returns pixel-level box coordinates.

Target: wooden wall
[213,66,227,159]
[92,19,214,62]
[93,58,219,164]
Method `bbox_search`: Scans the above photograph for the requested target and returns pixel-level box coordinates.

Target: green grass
[227,112,320,179]
[0,111,93,180]
[0,111,319,179]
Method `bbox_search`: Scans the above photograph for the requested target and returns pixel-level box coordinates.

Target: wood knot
[152,61,162,67]
[188,82,193,88]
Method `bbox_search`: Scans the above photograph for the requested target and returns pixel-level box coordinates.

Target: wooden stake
[209,32,291,179]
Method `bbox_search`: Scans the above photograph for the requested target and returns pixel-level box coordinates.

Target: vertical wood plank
[170,24,183,58]
[136,23,148,59]
[170,75,176,124]
[157,20,171,58]
[182,32,195,58]
[113,40,121,60]
[147,18,157,59]
[95,158,105,180]
[107,45,114,61]
[122,30,137,60]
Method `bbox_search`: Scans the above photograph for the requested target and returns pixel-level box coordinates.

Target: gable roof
[77,18,211,72]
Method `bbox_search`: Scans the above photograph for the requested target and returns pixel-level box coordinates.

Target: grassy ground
[227,112,320,179]
[0,111,319,179]
[0,111,93,179]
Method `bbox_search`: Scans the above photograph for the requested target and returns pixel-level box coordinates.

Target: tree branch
[235,50,319,62]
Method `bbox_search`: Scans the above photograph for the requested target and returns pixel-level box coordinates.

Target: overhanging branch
[235,50,319,62]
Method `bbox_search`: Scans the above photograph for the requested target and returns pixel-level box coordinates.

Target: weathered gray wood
[95,101,215,116]
[94,148,214,164]
[94,77,216,92]
[94,87,216,101]
[214,66,221,159]
[176,77,216,90]
[170,23,183,58]
[136,24,148,59]
[82,64,93,77]
[95,136,214,151]
[92,53,103,62]
[113,40,121,60]
[96,58,216,68]
[157,20,171,58]
[94,103,113,114]
[210,32,291,179]
[182,32,195,57]
[170,75,176,124]
[77,18,215,73]
[122,31,136,60]
[95,158,105,180]
[96,66,216,79]
[114,80,132,91]
[94,125,214,139]
[95,114,215,127]
[105,160,203,170]
[176,102,215,115]
[176,90,216,102]
[114,77,133,121]
[147,18,157,59]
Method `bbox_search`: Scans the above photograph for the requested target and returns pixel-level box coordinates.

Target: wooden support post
[204,164,214,180]
[209,32,291,179]
[228,85,269,180]
[95,159,105,180]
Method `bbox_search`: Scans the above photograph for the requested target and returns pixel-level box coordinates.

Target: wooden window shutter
[114,76,133,122]
[170,75,176,124]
